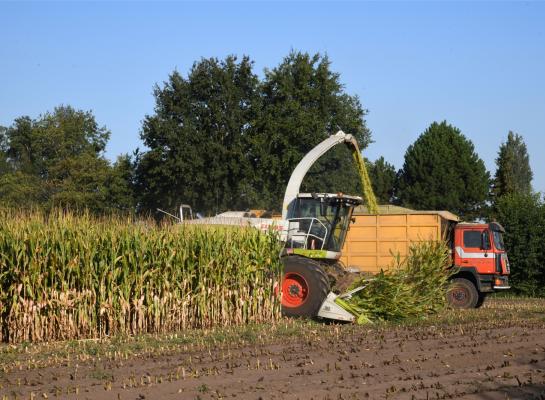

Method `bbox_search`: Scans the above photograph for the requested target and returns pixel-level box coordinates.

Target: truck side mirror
[481,231,491,251]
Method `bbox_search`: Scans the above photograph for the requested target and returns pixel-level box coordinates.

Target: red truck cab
[448,222,510,308]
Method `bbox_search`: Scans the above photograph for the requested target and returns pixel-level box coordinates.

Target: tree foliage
[136,56,261,215]
[108,154,137,212]
[494,193,545,296]
[0,127,9,174]
[367,157,396,204]
[258,51,371,208]
[396,121,490,220]
[493,131,533,198]
[136,52,371,215]
[0,106,134,213]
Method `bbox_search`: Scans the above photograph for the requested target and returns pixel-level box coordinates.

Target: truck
[339,205,510,309]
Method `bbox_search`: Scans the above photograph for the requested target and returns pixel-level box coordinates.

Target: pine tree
[493,131,533,198]
[396,121,490,220]
[494,193,545,296]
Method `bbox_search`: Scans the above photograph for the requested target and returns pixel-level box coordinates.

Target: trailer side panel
[340,212,452,273]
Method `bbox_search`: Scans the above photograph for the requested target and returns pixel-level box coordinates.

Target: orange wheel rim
[282,272,309,308]
[449,286,469,306]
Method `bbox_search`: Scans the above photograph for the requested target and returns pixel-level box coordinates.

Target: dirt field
[1,298,545,400]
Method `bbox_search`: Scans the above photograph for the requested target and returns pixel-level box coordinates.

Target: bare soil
[2,298,545,400]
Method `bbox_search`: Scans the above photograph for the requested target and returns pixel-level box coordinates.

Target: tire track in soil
[2,321,545,399]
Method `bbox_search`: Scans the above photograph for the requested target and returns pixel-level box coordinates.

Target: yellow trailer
[340,205,459,273]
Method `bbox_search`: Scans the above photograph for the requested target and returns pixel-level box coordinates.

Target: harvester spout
[281,130,378,220]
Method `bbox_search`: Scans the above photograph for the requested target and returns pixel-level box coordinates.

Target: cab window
[463,230,489,249]
[493,231,505,250]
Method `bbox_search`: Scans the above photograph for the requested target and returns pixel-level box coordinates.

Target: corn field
[0,209,282,343]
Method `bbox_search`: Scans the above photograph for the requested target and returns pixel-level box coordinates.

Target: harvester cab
[284,193,362,259]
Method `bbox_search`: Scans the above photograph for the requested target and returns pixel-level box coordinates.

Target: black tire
[447,278,479,309]
[281,256,330,317]
[475,292,488,308]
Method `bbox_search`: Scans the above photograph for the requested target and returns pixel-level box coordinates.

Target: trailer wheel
[281,256,329,317]
[447,278,479,309]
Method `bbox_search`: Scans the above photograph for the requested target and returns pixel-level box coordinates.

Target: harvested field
[1,298,545,399]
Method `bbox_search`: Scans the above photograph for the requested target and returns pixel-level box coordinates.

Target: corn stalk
[0,209,282,343]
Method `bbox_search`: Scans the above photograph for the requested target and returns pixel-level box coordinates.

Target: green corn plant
[336,240,452,324]
[0,209,283,343]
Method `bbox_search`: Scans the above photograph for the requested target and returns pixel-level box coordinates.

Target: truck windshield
[493,231,505,250]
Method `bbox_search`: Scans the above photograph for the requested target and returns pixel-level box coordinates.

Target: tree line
[0,51,541,295]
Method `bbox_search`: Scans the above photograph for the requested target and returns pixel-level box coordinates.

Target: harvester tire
[281,256,330,318]
[447,278,479,309]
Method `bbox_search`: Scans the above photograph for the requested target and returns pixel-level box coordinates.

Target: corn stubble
[336,241,452,324]
[0,210,282,343]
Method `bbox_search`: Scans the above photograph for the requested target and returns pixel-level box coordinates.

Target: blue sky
[1,1,544,192]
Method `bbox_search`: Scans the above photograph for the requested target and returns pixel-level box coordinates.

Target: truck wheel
[475,293,488,308]
[281,256,329,317]
[447,278,479,309]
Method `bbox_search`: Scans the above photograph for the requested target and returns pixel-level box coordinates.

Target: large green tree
[136,52,371,215]
[367,157,396,204]
[0,106,134,212]
[107,154,137,212]
[136,56,261,215]
[396,121,490,219]
[0,172,45,208]
[494,193,545,296]
[258,51,371,209]
[492,131,533,198]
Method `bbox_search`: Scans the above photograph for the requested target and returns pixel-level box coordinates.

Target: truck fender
[450,267,481,291]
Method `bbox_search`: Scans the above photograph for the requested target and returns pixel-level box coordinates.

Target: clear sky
[1,1,544,192]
